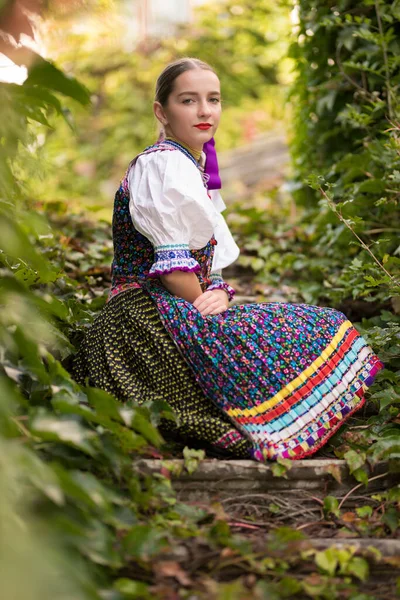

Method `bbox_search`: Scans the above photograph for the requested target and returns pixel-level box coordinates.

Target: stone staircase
[136,457,399,565]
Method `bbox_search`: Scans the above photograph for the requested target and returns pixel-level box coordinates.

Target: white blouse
[128,150,239,277]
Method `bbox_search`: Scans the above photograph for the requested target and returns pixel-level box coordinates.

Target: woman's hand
[193,289,229,316]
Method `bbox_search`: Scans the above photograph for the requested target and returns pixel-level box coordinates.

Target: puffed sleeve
[128,150,219,278]
[207,190,240,301]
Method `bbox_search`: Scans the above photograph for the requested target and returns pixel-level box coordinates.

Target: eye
[182,98,194,104]
[209,97,221,104]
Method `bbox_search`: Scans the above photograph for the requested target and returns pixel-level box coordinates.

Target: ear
[153,101,168,126]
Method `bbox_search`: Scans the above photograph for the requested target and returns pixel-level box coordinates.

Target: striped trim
[251,349,375,443]
[236,328,365,426]
[228,320,352,418]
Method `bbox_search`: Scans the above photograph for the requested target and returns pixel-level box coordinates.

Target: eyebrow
[177,91,221,97]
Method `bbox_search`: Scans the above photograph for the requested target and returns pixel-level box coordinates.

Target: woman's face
[154,68,221,150]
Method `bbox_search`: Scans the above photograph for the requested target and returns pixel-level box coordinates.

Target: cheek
[214,106,222,121]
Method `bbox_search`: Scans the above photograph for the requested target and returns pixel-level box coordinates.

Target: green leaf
[79,518,122,567]
[18,85,64,115]
[382,507,399,534]
[122,525,168,560]
[277,576,302,597]
[344,449,366,474]
[29,409,96,455]
[373,386,400,411]
[85,388,124,423]
[114,579,151,600]
[347,556,369,581]
[130,410,164,447]
[13,326,50,383]
[268,503,280,514]
[53,464,107,511]
[323,496,340,517]
[142,399,178,426]
[356,505,373,518]
[352,467,369,486]
[183,446,205,474]
[20,448,65,505]
[26,55,91,105]
[370,435,400,463]
[315,547,338,576]
[0,213,53,276]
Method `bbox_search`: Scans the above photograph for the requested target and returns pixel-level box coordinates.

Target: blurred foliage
[25,0,292,214]
[286,0,400,306]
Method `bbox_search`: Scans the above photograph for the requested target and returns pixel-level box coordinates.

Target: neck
[165,135,202,162]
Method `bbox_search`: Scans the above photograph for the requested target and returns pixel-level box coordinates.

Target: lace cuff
[148,244,200,278]
[207,272,236,301]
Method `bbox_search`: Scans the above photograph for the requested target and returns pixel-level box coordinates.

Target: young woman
[73,58,384,461]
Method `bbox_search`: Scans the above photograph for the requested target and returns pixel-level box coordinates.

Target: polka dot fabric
[72,288,252,458]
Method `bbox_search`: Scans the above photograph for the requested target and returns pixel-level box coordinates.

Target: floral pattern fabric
[143,281,383,461]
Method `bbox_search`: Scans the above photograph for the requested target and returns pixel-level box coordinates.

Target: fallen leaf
[157,560,192,586]
[221,547,237,558]
[342,512,357,523]
[325,463,343,484]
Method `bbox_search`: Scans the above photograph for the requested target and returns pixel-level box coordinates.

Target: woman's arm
[160,271,202,303]
[160,272,228,315]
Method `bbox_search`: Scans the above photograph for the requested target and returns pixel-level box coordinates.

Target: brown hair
[155,57,217,106]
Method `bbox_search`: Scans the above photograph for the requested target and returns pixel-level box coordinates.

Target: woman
[73,58,383,461]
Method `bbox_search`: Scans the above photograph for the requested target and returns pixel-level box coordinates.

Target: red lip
[195,123,212,130]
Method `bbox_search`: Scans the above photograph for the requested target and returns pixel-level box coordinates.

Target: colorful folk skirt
[142,281,384,461]
[73,284,383,462]
[71,288,252,458]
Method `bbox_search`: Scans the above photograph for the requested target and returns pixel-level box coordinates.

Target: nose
[197,99,211,118]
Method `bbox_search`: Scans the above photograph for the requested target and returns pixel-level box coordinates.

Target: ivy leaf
[29,409,96,456]
[114,578,151,599]
[142,399,178,426]
[183,446,205,475]
[271,457,292,479]
[370,436,400,463]
[344,449,366,474]
[315,548,338,576]
[357,179,386,194]
[352,467,369,486]
[20,448,65,506]
[323,496,340,518]
[123,525,168,560]
[347,556,369,581]
[26,55,90,105]
[79,518,122,567]
[382,507,399,534]
[372,386,400,411]
[277,576,302,597]
[130,410,164,447]
[85,388,124,422]
[356,506,373,518]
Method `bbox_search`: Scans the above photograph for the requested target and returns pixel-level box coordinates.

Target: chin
[194,130,214,143]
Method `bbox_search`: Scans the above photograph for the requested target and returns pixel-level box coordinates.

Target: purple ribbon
[203,137,221,190]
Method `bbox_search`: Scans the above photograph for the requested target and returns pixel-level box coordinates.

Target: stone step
[136,458,396,503]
